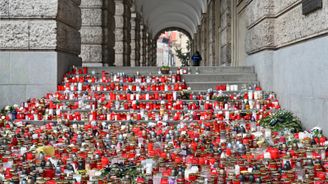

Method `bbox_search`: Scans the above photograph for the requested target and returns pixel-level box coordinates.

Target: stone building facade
[0,0,327,129]
[194,0,328,130]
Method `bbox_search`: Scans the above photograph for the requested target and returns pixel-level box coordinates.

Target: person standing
[191,51,202,66]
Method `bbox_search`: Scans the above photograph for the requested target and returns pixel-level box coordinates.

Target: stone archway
[154,27,192,41]
[154,28,191,67]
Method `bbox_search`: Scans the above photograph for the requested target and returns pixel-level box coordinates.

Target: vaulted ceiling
[135,0,208,39]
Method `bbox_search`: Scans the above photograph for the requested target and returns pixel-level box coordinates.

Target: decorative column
[208,0,215,66]
[214,0,221,66]
[114,0,125,66]
[123,0,131,66]
[149,38,154,66]
[204,13,209,66]
[130,2,137,67]
[197,25,202,53]
[192,33,197,55]
[201,16,206,66]
[144,32,149,66]
[139,24,145,66]
[147,33,152,66]
[80,0,103,66]
[220,0,232,66]
[141,25,148,66]
[135,13,141,66]
[102,0,110,66]
[152,40,157,66]
[108,0,116,66]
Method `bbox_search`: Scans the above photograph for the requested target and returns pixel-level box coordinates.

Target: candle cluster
[0,67,327,183]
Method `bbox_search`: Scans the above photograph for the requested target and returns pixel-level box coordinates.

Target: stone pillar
[147,33,152,66]
[123,0,131,66]
[197,25,202,54]
[200,15,207,66]
[102,0,110,66]
[0,0,81,107]
[135,13,141,66]
[208,0,215,66]
[114,0,125,66]
[192,33,197,56]
[80,0,103,66]
[152,40,157,66]
[130,3,137,67]
[145,32,151,66]
[214,0,221,66]
[149,38,155,66]
[205,13,210,66]
[220,0,231,66]
[141,25,148,66]
[107,0,116,66]
[139,24,145,66]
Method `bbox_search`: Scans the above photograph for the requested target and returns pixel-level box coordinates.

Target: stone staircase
[86,66,259,91]
[0,66,296,183]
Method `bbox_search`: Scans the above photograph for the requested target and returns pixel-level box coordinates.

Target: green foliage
[260,110,303,133]
[102,163,143,182]
[180,90,192,100]
[175,40,191,66]
[160,66,170,70]
[212,96,230,103]
[0,105,15,115]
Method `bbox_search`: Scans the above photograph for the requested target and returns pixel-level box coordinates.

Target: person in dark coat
[191,51,202,66]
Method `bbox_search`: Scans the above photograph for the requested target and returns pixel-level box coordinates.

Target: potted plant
[160,66,170,74]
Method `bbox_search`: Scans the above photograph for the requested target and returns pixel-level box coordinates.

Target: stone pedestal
[0,0,81,107]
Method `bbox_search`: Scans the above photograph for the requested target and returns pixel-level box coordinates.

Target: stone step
[59,108,264,113]
[182,73,257,82]
[24,115,279,126]
[84,66,255,74]
[187,81,260,90]
[57,89,260,94]
[62,82,185,85]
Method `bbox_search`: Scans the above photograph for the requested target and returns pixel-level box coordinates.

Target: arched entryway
[155,28,191,67]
